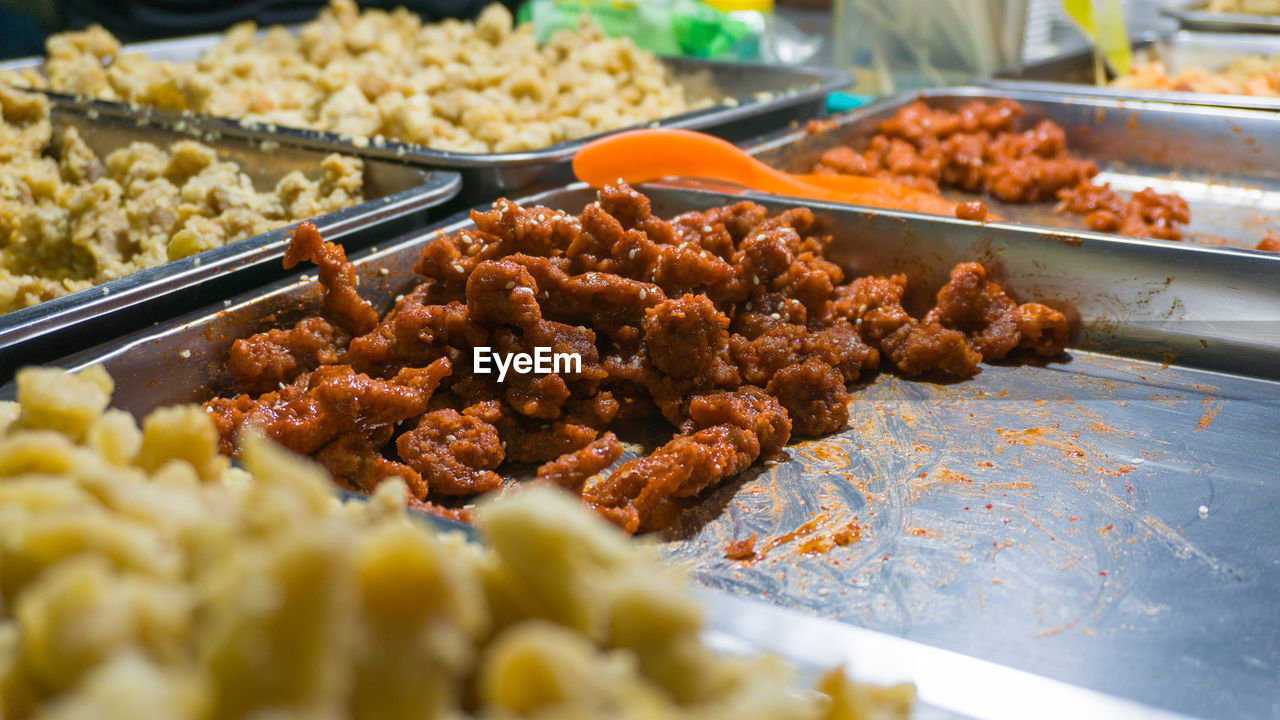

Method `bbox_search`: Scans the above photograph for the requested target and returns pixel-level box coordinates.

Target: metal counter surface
[22,184,1280,719]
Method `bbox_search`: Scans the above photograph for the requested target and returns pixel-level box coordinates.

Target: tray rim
[0,27,853,168]
[987,30,1280,111]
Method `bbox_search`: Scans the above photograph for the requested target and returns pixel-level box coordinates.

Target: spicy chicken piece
[466,258,542,328]
[685,385,791,457]
[535,431,623,492]
[346,291,487,376]
[836,274,981,378]
[580,195,735,295]
[283,222,377,336]
[204,359,451,456]
[642,294,729,380]
[228,316,345,395]
[765,359,852,437]
[314,432,426,498]
[506,253,665,342]
[396,409,504,496]
[926,262,1022,358]
[470,198,583,258]
[1120,188,1190,241]
[879,322,982,378]
[499,417,600,464]
[585,424,760,533]
[1016,303,1070,356]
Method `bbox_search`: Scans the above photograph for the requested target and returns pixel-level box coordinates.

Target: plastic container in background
[832,0,1029,92]
[518,0,820,64]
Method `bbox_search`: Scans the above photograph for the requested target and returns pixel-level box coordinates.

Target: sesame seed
[639,289,647,300]
[179,349,191,358]
[744,302,752,310]
[379,267,389,276]
[452,263,464,273]
[446,434,456,442]
[505,281,515,290]
[770,312,781,320]
[1199,505,1209,518]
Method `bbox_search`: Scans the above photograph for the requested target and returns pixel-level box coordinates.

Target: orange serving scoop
[572,128,959,217]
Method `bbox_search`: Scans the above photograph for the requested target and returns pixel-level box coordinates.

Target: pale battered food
[9,0,704,153]
[1207,0,1280,14]
[0,86,363,314]
[1114,56,1280,96]
[0,365,912,720]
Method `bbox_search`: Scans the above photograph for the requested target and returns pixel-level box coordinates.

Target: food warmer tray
[0,29,851,203]
[987,31,1280,111]
[1161,1,1280,33]
[749,86,1280,251]
[0,97,460,381]
[15,184,1278,719]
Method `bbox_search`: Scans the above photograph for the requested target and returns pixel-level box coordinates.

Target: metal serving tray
[749,86,1280,251]
[20,183,1279,719]
[1162,1,1280,32]
[988,31,1280,111]
[0,97,460,381]
[0,29,850,202]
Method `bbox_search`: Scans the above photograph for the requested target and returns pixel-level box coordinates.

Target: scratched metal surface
[748,87,1280,251]
[15,185,1280,719]
[661,352,1280,720]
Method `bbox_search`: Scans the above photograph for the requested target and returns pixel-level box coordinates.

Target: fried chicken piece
[585,424,760,533]
[314,432,426,497]
[1016,302,1070,356]
[228,316,345,395]
[926,262,1021,358]
[204,359,450,456]
[346,291,486,376]
[466,259,542,328]
[535,431,623,492]
[642,294,729,380]
[836,274,980,378]
[686,386,791,457]
[396,409,504,496]
[1120,187,1190,241]
[765,359,851,437]
[283,222,377,336]
[500,418,599,464]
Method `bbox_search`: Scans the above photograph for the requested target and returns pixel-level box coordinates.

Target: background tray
[989,31,1280,111]
[19,183,1279,719]
[0,29,850,203]
[0,97,460,381]
[749,86,1280,252]
[1162,1,1280,32]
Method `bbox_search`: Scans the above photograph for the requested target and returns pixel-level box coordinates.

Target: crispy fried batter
[207,182,1069,531]
[815,99,1192,241]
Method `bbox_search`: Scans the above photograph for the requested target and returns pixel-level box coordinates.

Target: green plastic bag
[517,0,761,59]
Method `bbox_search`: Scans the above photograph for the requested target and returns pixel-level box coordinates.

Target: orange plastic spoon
[573,128,959,217]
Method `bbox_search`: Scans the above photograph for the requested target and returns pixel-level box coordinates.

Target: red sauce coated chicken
[814,99,1193,241]
[205,183,1069,532]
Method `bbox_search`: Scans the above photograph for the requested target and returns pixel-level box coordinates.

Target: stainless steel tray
[0,97,461,380]
[988,31,1280,111]
[1162,1,1280,32]
[749,86,1280,251]
[19,183,1279,719]
[0,29,850,202]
